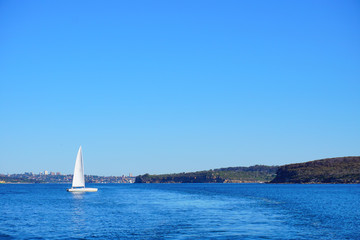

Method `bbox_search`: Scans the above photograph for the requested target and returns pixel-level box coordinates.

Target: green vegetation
[270,156,360,183]
[136,157,360,184]
[0,175,40,183]
[135,165,278,183]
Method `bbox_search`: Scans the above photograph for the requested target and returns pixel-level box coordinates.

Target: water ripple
[0,184,359,239]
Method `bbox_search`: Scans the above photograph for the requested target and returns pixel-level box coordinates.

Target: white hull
[67,187,98,192]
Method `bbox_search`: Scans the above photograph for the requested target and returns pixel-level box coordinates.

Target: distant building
[56,172,61,175]
[44,170,48,175]
[50,172,55,175]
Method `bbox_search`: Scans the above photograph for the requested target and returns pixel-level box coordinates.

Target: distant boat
[67,146,98,192]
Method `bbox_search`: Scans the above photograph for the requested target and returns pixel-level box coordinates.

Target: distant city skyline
[1,172,136,184]
[3,170,134,177]
[1,1,359,176]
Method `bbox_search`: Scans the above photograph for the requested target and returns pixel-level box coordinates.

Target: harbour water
[1,183,359,239]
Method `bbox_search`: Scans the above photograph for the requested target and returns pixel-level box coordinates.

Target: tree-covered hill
[270,156,360,183]
[135,165,278,183]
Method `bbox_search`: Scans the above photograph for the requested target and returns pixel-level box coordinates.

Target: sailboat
[67,146,98,192]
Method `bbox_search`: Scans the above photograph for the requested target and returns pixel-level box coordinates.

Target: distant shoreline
[0,174,136,184]
[2,182,359,185]
[135,156,360,184]
[3,156,359,184]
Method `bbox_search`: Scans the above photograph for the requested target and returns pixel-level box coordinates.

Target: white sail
[72,146,85,188]
[67,146,97,192]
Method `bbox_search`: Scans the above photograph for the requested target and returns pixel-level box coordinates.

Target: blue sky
[1,0,359,176]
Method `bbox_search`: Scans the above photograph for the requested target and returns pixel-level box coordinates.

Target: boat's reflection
[71,192,85,200]
[70,192,86,230]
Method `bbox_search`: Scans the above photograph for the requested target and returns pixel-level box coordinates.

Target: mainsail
[72,146,85,188]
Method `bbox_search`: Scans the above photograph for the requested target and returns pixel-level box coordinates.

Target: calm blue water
[0,184,359,239]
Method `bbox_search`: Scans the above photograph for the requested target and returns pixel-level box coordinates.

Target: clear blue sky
[1,0,359,176]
